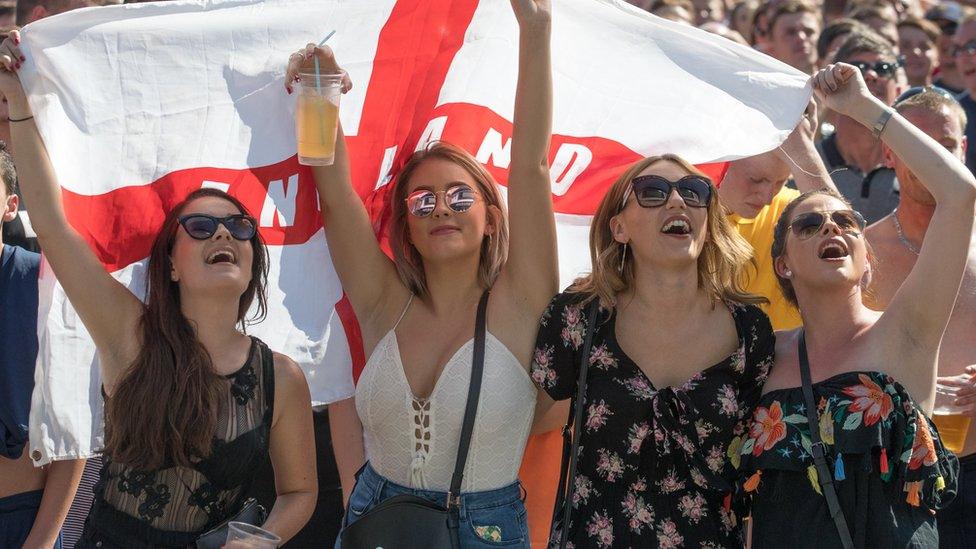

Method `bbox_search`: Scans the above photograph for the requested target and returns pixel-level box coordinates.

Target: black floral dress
[738,371,959,548]
[531,292,775,548]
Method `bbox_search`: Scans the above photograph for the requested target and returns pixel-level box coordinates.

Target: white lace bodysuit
[355,296,536,492]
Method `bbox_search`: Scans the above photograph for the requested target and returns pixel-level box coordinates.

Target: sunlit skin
[898,25,938,86]
[776,194,872,307]
[767,12,820,73]
[168,196,255,301]
[954,20,976,94]
[719,152,792,219]
[611,160,709,271]
[884,105,966,206]
[403,158,500,265]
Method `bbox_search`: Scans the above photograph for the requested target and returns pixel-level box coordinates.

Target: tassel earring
[619,243,628,273]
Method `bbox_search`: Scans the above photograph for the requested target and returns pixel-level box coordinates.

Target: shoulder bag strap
[553,299,600,548]
[447,290,491,514]
[798,331,855,549]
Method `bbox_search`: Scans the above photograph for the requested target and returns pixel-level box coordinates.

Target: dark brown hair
[817,18,871,60]
[770,188,875,307]
[0,141,15,196]
[834,28,898,63]
[767,0,819,35]
[103,188,269,470]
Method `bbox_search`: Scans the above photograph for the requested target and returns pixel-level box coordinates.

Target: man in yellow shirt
[719,104,837,330]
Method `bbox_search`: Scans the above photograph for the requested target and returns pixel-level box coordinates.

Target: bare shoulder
[864,214,897,251]
[272,352,311,400]
[761,328,801,393]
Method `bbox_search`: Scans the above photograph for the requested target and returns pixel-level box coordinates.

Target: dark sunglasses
[953,39,976,57]
[406,184,479,217]
[848,58,903,79]
[788,209,866,240]
[622,175,712,209]
[178,214,257,241]
[939,21,958,36]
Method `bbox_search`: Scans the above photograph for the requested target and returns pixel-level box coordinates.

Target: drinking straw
[314,30,337,91]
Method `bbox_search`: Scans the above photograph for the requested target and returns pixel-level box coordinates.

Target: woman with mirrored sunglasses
[283,2,557,547]
[530,153,775,547]
[738,63,973,548]
[0,28,317,547]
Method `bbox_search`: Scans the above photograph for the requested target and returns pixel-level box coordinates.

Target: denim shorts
[336,462,529,548]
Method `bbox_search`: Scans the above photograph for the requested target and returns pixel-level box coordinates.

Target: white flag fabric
[21,0,809,464]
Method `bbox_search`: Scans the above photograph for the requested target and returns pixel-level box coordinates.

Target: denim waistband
[0,489,43,513]
[357,462,523,511]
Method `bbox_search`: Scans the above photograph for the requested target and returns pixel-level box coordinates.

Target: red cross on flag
[20,0,809,463]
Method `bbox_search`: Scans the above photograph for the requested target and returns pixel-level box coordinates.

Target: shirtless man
[864,88,976,548]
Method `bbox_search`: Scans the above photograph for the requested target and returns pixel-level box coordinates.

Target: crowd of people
[2,0,976,547]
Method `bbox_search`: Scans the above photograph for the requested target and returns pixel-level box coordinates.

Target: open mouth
[817,240,849,260]
[661,217,692,236]
[206,249,237,265]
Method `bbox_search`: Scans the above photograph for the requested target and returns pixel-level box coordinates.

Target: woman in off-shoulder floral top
[530,153,773,548]
[737,66,972,548]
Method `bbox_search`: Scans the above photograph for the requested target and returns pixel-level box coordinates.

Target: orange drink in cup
[933,382,972,454]
[296,73,343,166]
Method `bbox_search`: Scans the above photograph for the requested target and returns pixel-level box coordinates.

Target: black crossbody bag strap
[798,331,855,549]
[444,289,491,543]
[550,299,600,549]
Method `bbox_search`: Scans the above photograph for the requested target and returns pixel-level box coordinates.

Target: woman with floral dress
[531,154,776,547]
[737,64,970,547]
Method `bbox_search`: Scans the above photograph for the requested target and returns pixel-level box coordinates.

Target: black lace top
[86,337,274,546]
[531,292,775,548]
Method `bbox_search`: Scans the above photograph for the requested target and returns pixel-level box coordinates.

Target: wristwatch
[871,108,895,140]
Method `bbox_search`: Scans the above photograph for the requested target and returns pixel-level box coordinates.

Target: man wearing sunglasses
[951,13,976,175]
[720,100,834,330]
[817,30,905,224]
[862,88,976,549]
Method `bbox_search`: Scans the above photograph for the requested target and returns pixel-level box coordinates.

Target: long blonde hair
[388,141,509,297]
[570,154,764,309]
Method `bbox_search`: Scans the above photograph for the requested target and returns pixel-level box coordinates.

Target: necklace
[891,209,920,255]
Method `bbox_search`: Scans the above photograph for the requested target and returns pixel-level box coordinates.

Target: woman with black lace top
[738,63,973,547]
[0,31,317,547]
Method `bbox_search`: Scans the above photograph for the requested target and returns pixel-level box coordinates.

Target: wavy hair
[103,188,269,470]
[570,154,764,310]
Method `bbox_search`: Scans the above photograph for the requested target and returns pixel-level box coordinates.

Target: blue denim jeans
[0,490,63,549]
[336,463,529,548]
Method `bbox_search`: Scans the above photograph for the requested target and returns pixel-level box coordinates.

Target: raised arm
[0,32,143,388]
[284,47,404,332]
[775,98,837,194]
[498,0,559,313]
[814,64,976,380]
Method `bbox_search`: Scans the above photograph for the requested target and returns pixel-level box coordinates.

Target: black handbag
[339,290,491,549]
[797,331,855,549]
[195,497,268,549]
[548,299,600,549]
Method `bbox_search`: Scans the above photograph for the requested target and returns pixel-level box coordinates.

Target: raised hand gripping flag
[20,0,809,464]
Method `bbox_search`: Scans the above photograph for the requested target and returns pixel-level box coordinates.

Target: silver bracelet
[871,108,895,140]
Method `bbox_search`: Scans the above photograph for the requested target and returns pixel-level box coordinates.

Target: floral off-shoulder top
[532,292,775,549]
[737,370,959,548]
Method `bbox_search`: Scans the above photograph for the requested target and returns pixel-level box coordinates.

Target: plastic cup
[295,73,343,166]
[224,522,281,548]
[932,382,972,454]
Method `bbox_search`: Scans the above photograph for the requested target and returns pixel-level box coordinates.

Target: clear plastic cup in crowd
[295,72,343,166]
[932,381,972,454]
[224,522,281,548]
